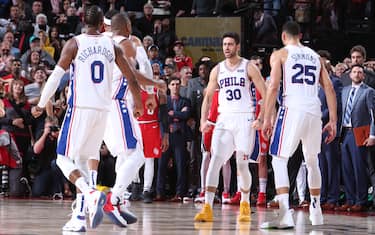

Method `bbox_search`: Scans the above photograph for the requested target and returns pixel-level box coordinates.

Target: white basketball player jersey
[69,34,115,110]
[281,45,321,114]
[217,58,255,114]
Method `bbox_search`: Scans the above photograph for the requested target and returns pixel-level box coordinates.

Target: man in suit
[156,76,191,202]
[318,51,343,211]
[338,64,375,212]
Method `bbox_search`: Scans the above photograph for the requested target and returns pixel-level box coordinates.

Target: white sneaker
[309,204,324,225]
[221,192,231,204]
[62,214,86,232]
[118,194,138,224]
[86,190,106,229]
[260,209,295,229]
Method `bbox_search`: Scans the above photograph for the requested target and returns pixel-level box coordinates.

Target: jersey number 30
[226,89,242,100]
[291,64,316,85]
[91,61,104,83]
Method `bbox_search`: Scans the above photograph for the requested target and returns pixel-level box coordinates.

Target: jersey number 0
[91,61,104,83]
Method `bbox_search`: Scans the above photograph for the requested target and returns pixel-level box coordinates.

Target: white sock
[88,170,97,188]
[278,193,289,212]
[311,195,321,209]
[241,190,250,203]
[75,177,90,194]
[75,193,85,216]
[259,178,267,193]
[205,191,215,207]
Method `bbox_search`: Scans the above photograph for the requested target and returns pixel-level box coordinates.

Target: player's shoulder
[130,35,142,46]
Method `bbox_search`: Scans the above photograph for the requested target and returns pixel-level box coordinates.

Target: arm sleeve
[159,104,169,133]
[38,65,66,108]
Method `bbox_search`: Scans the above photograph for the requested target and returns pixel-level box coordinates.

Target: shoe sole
[120,210,138,224]
[62,226,86,232]
[90,193,106,229]
[106,211,128,227]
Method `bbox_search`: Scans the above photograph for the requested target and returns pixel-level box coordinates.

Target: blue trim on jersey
[278,79,283,106]
[250,130,259,161]
[270,106,286,155]
[115,77,128,100]
[57,105,73,155]
[250,83,257,110]
[117,99,137,149]
[68,63,75,106]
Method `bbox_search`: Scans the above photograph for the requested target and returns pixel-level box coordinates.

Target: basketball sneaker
[62,201,86,232]
[194,191,205,203]
[229,192,241,205]
[260,209,294,229]
[86,189,106,229]
[103,192,128,227]
[256,192,266,207]
[194,203,214,222]
[309,202,324,225]
[237,201,251,222]
[222,192,231,204]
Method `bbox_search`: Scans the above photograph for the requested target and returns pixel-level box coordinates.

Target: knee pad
[271,156,290,189]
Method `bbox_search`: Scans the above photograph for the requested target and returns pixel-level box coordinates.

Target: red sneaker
[256,192,266,207]
[229,192,241,205]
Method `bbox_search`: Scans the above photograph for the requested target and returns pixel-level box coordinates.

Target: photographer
[30,116,64,198]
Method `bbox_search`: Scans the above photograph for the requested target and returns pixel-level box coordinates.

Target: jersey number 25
[291,64,316,85]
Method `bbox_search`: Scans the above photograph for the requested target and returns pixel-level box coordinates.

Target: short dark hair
[168,76,180,85]
[84,5,103,27]
[351,63,365,71]
[222,32,240,44]
[282,21,301,36]
[104,9,119,19]
[350,45,366,60]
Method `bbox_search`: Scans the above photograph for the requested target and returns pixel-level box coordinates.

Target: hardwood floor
[0,198,374,235]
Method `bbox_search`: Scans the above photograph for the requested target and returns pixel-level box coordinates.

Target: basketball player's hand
[200,120,213,133]
[155,80,167,92]
[145,94,157,111]
[161,133,169,152]
[31,106,44,118]
[252,119,262,130]
[364,137,375,147]
[322,121,337,144]
[262,119,273,140]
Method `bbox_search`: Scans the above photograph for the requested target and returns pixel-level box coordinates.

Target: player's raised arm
[262,49,283,139]
[37,38,77,109]
[319,57,337,143]
[200,65,219,133]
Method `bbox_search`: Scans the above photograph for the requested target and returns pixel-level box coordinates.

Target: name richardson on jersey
[219,76,245,88]
[77,45,114,63]
[291,53,317,64]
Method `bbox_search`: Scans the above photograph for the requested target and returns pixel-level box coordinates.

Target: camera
[49,126,60,132]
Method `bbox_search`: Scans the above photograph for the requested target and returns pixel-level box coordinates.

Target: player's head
[111,12,132,36]
[103,9,119,32]
[281,21,301,45]
[84,5,103,29]
[222,32,240,59]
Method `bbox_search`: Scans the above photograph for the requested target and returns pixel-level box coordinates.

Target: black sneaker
[143,191,153,203]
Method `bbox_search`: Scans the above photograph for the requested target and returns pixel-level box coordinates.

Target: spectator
[143,35,154,51]
[0,79,33,158]
[137,2,155,38]
[171,0,193,17]
[24,66,47,105]
[335,62,348,78]
[252,8,278,45]
[2,31,21,58]
[30,116,64,198]
[155,18,177,61]
[162,61,176,82]
[148,44,164,75]
[156,76,191,202]
[23,49,42,77]
[20,35,56,72]
[33,13,49,37]
[37,30,55,58]
[48,26,63,62]
[173,40,193,71]
[1,58,30,95]
[179,66,193,98]
[191,0,219,16]
[341,45,375,88]
[123,0,148,19]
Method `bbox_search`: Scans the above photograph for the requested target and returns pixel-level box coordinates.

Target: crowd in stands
[0,0,375,213]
